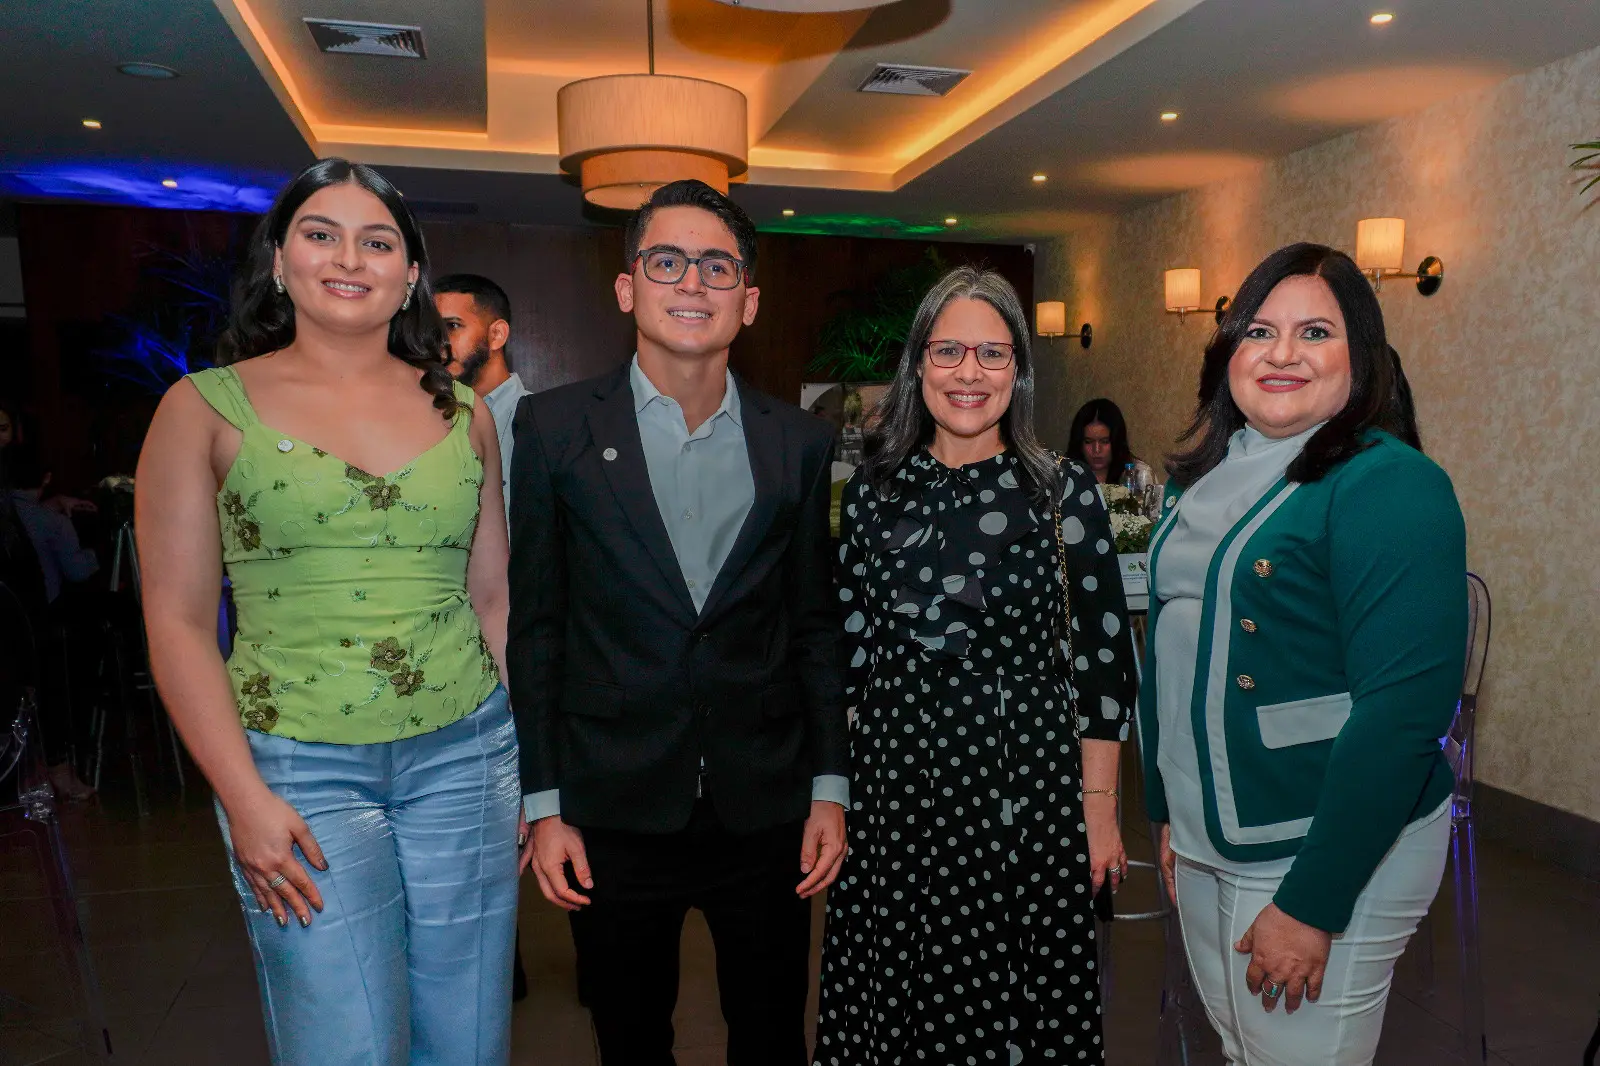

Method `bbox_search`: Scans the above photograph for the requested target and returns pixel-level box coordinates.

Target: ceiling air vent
[857,63,970,97]
[305,19,427,59]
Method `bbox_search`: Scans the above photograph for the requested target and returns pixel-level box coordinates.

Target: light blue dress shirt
[481,371,531,534]
[524,357,846,821]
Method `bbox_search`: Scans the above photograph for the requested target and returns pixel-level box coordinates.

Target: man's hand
[796,800,847,899]
[528,816,593,912]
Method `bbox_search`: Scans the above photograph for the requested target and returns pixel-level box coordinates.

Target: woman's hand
[225,789,327,929]
[1083,794,1127,893]
[1235,902,1332,1014]
[1158,822,1177,905]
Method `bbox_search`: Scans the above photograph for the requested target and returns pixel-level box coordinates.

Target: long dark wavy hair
[216,158,456,420]
[863,267,1056,504]
[1166,242,1421,486]
[1068,398,1137,481]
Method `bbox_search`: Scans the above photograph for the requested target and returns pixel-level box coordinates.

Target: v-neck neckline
[226,366,459,481]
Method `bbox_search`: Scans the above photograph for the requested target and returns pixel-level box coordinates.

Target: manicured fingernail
[299,914,310,928]
[276,914,288,928]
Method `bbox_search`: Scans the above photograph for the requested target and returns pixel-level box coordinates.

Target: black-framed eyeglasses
[924,340,1015,370]
[635,247,748,290]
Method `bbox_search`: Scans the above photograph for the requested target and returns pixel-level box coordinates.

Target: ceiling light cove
[212,0,1203,195]
[1370,12,1395,25]
[708,0,898,9]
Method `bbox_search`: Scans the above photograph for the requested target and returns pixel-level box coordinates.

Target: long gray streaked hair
[862,266,1056,504]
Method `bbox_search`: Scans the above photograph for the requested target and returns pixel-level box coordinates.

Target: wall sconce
[1355,218,1443,295]
[1036,301,1092,348]
[1163,268,1230,324]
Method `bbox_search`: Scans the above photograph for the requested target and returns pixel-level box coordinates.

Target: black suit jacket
[507,363,847,835]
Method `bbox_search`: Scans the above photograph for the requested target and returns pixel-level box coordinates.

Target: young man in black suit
[507,180,847,1065]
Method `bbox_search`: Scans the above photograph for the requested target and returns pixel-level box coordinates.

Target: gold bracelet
[1083,788,1118,797]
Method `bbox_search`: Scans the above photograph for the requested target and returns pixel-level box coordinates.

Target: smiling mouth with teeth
[323,280,370,294]
[668,310,711,319]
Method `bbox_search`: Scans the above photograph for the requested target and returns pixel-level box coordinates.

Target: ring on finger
[267,874,288,890]
[1262,979,1283,1000]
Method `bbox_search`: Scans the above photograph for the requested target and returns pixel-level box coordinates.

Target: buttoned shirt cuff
[812,774,850,808]
[523,790,561,822]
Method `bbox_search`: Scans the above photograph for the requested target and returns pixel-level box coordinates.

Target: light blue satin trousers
[216,687,521,1066]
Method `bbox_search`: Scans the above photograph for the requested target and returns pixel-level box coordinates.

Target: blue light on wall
[0,162,281,212]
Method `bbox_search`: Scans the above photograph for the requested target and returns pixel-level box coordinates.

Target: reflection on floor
[2,785,1597,1066]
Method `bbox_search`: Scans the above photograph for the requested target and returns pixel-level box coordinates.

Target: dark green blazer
[1139,430,1467,932]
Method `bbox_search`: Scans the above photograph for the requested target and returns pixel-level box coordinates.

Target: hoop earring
[273,273,286,295]
[400,282,414,312]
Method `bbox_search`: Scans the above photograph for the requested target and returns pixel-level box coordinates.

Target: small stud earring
[273,273,285,295]
[400,283,414,311]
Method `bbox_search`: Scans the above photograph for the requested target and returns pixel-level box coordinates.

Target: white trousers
[1174,801,1450,1066]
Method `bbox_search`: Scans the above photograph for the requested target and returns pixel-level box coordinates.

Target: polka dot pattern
[816,452,1138,1066]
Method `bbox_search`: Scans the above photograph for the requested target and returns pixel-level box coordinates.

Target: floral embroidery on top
[221,490,263,552]
[236,670,285,732]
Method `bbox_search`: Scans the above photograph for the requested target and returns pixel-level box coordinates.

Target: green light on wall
[761,213,951,238]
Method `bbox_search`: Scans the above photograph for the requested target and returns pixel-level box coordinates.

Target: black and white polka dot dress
[814,451,1137,1066]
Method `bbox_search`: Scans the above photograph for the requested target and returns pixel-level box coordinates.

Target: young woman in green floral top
[136,159,518,1066]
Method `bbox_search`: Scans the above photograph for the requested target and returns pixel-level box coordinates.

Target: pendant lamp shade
[557,74,749,211]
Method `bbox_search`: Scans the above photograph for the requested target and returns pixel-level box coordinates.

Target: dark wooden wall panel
[14,204,1031,488]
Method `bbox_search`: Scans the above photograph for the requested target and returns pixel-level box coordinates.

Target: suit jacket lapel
[585,371,699,623]
[699,380,781,625]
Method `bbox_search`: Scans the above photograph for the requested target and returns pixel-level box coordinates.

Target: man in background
[436,273,531,504]
[434,273,533,1002]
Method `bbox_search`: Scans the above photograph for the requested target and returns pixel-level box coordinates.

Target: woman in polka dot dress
[814,268,1138,1066]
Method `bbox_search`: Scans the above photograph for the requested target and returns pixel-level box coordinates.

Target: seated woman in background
[1069,397,1154,487]
[136,158,518,1066]
[1143,242,1466,1066]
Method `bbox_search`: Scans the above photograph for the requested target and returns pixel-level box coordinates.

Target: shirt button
[1253,559,1274,578]
[1240,619,1258,634]
[683,510,694,521]
[1236,674,1256,691]
[1165,495,1177,508]
[682,442,691,453]
[277,439,294,453]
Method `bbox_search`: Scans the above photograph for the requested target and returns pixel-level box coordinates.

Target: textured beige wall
[1034,44,1600,821]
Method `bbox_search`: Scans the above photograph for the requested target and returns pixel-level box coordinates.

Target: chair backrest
[1443,573,1492,804]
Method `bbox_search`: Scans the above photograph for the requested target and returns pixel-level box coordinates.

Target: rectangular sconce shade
[1164,268,1201,312]
[1036,301,1067,337]
[1356,217,1406,272]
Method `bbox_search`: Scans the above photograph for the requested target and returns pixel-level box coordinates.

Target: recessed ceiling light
[782,208,795,216]
[1032,173,1047,183]
[161,178,178,188]
[82,119,102,129]
[944,217,958,226]
[1160,111,1180,122]
[118,61,179,79]
[1370,12,1394,24]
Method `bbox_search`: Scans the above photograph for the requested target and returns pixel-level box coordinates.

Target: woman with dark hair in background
[1142,243,1465,1065]
[136,158,518,1066]
[814,267,1138,1065]
[1069,397,1153,486]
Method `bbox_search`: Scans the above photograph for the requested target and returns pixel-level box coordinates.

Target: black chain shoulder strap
[1051,456,1081,735]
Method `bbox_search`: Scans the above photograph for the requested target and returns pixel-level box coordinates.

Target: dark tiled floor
[2,783,1597,1065]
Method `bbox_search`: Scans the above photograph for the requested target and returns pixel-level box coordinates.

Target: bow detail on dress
[851,451,1044,660]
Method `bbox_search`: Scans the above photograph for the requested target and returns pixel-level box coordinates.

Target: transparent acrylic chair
[1097,612,1212,1065]
[1413,572,1492,1064]
[0,581,115,1060]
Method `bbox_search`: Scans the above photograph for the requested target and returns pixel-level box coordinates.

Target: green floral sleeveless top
[188,366,498,744]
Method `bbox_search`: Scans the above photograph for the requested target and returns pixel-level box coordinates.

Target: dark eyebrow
[297,214,403,241]
[1248,316,1337,329]
[640,243,739,260]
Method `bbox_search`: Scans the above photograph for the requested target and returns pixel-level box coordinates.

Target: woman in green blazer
[1144,243,1466,1065]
